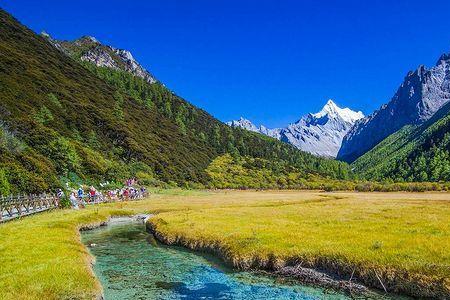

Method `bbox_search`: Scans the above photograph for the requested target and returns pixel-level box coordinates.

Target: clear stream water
[81,219,397,300]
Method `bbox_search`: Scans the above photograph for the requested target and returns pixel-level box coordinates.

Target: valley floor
[0,190,449,299]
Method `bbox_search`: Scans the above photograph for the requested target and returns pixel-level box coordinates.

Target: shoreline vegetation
[84,215,373,297]
[145,222,374,297]
[0,190,449,299]
[205,154,450,192]
[147,223,444,299]
[146,191,450,299]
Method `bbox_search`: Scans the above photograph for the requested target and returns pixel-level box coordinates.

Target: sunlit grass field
[149,191,450,297]
[0,190,449,299]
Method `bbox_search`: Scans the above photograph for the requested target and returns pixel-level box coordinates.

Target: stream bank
[146,221,419,299]
[81,218,358,299]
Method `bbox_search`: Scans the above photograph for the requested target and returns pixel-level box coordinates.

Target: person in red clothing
[123,188,129,200]
[89,186,96,203]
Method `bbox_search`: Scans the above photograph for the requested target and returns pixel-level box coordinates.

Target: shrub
[0,125,25,154]
[46,137,80,176]
[0,168,11,196]
[59,195,71,208]
[47,93,62,108]
[33,106,54,124]
[135,171,155,186]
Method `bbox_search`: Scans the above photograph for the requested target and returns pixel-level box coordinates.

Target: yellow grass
[0,190,449,299]
[149,190,450,297]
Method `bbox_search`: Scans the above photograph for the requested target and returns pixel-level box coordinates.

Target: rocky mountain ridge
[41,32,157,84]
[337,51,450,162]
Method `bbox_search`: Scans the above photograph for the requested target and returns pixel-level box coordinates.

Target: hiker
[69,192,79,210]
[89,186,96,203]
[107,190,113,201]
[123,188,129,200]
[56,188,64,206]
[77,187,86,208]
[97,191,104,202]
[77,187,83,199]
[140,186,147,198]
[110,190,117,201]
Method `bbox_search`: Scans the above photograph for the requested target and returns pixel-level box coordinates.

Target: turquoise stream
[81,220,380,299]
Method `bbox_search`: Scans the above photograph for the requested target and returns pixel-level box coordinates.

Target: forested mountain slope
[0,9,350,193]
[353,100,450,181]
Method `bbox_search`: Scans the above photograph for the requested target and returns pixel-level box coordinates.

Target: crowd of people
[57,179,148,210]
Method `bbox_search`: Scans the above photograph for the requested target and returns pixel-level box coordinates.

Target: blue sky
[2,0,450,127]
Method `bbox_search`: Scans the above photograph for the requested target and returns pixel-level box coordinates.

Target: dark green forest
[3,7,450,195]
[353,101,450,182]
[0,9,351,194]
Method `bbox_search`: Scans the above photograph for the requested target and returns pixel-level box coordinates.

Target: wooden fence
[0,193,59,222]
[0,190,150,223]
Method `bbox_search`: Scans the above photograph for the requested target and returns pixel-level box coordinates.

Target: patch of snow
[311,99,364,124]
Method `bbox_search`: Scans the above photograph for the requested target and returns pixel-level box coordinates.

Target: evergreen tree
[0,168,11,196]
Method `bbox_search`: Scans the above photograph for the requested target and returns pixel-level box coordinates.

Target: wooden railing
[0,193,59,222]
[0,190,150,222]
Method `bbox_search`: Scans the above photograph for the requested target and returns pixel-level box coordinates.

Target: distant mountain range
[63,26,450,182]
[228,48,450,174]
[352,97,450,182]
[39,23,450,182]
[227,100,364,157]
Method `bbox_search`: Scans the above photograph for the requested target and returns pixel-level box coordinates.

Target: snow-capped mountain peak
[227,100,364,157]
[311,99,364,123]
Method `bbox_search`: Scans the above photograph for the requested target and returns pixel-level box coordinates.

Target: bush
[59,195,71,208]
[46,137,80,176]
[0,168,11,196]
[33,106,54,124]
[0,125,25,154]
[183,181,205,189]
[47,93,62,108]
[135,171,155,186]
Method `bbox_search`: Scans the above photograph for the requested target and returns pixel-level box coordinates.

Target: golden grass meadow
[0,190,449,299]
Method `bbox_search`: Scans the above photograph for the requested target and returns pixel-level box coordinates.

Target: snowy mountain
[337,51,450,162]
[227,100,364,157]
